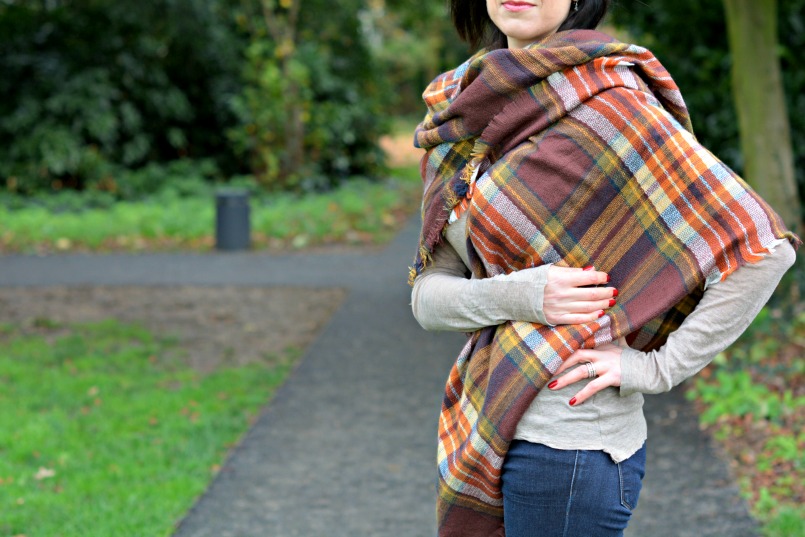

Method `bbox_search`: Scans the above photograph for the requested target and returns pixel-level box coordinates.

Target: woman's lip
[502,1,534,12]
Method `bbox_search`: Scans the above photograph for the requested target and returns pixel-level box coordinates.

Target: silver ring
[585,362,596,379]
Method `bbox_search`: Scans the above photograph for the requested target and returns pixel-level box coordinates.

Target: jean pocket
[617,446,646,511]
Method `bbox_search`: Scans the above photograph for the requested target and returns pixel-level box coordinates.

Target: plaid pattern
[410,30,799,536]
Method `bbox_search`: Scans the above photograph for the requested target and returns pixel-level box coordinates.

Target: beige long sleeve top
[412,210,796,462]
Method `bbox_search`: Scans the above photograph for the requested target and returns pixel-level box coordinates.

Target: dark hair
[450,0,611,50]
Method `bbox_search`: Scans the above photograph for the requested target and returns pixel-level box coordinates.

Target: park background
[0,1,803,536]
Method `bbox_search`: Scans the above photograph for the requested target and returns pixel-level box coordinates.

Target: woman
[409,1,799,536]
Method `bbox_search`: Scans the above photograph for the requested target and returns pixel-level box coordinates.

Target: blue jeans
[501,440,647,537]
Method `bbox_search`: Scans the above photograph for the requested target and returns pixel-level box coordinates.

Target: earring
[573,0,579,11]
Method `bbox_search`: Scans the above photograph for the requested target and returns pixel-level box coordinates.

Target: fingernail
[608,298,616,307]
[548,380,558,389]
[606,274,611,283]
[612,288,619,297]
[583,265,594,271]
[597,310,605,318]
[569,397,578,406]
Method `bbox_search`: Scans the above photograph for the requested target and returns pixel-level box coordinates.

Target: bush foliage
[0,0,243,195]
[226,0,388,192]
[0,0,390,197]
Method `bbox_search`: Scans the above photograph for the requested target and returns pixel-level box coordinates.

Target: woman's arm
[550,240,797,405]
[618,240,797,395]
[411,240,549,331]
[411,240,614,331]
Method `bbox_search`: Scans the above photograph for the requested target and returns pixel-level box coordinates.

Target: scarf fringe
[409,152,487,287]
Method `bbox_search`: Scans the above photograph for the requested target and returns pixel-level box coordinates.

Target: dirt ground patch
[379,132,422,168]
[0,286,346,372]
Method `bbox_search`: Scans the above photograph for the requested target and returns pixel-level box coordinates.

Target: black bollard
[215,190,251,251]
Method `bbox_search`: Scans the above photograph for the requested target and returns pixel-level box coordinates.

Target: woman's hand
[543,266,617,325]
[548,340,625,406]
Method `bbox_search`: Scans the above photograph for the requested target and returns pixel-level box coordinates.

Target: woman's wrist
[489,265,552,325]
[618,346,649,397]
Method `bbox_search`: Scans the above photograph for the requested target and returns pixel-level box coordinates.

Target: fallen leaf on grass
[34,467,56,480]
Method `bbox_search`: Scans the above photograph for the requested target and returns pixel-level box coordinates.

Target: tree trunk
[281,71,305,182]
[723,0,800,232]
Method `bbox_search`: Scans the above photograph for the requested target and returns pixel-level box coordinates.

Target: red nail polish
[569,397,577,406]
[606,274,611,283]
[608,298,616,307]
[612,288,619,297]
[548,380,558,389]
[597,311,605,318]
[583,265,594,271]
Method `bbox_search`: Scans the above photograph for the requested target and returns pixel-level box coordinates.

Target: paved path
[0,219,758,536]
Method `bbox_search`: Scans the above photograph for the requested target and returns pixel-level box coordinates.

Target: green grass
[0,197,213,249]
[251,169,420,248]
[0,320,293,537]
[0,167,422,253]
[758,504,805,537]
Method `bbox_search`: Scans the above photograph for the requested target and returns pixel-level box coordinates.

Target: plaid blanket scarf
[410,30,798,536]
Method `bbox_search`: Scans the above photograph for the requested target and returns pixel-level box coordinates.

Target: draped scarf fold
[410,30,799,537]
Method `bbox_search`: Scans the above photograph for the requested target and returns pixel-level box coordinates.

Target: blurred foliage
[610,0,805,224]
[0,0,243,195]
[686,302,805,535]
[227,0,388,192]
[0,0,392,197]
[366,0,469,117]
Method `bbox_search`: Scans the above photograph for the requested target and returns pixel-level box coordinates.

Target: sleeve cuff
[619,346,650,397]
[491,264,554,326]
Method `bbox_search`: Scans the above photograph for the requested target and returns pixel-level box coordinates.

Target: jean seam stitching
[618,462,633,510]
[562,450,579,537]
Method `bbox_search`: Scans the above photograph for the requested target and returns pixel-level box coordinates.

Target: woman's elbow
[410,300,431,330]
[778,239,798,271]
[411,280,437,331]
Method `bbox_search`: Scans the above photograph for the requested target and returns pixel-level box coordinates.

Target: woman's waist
[514,379,646,455]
